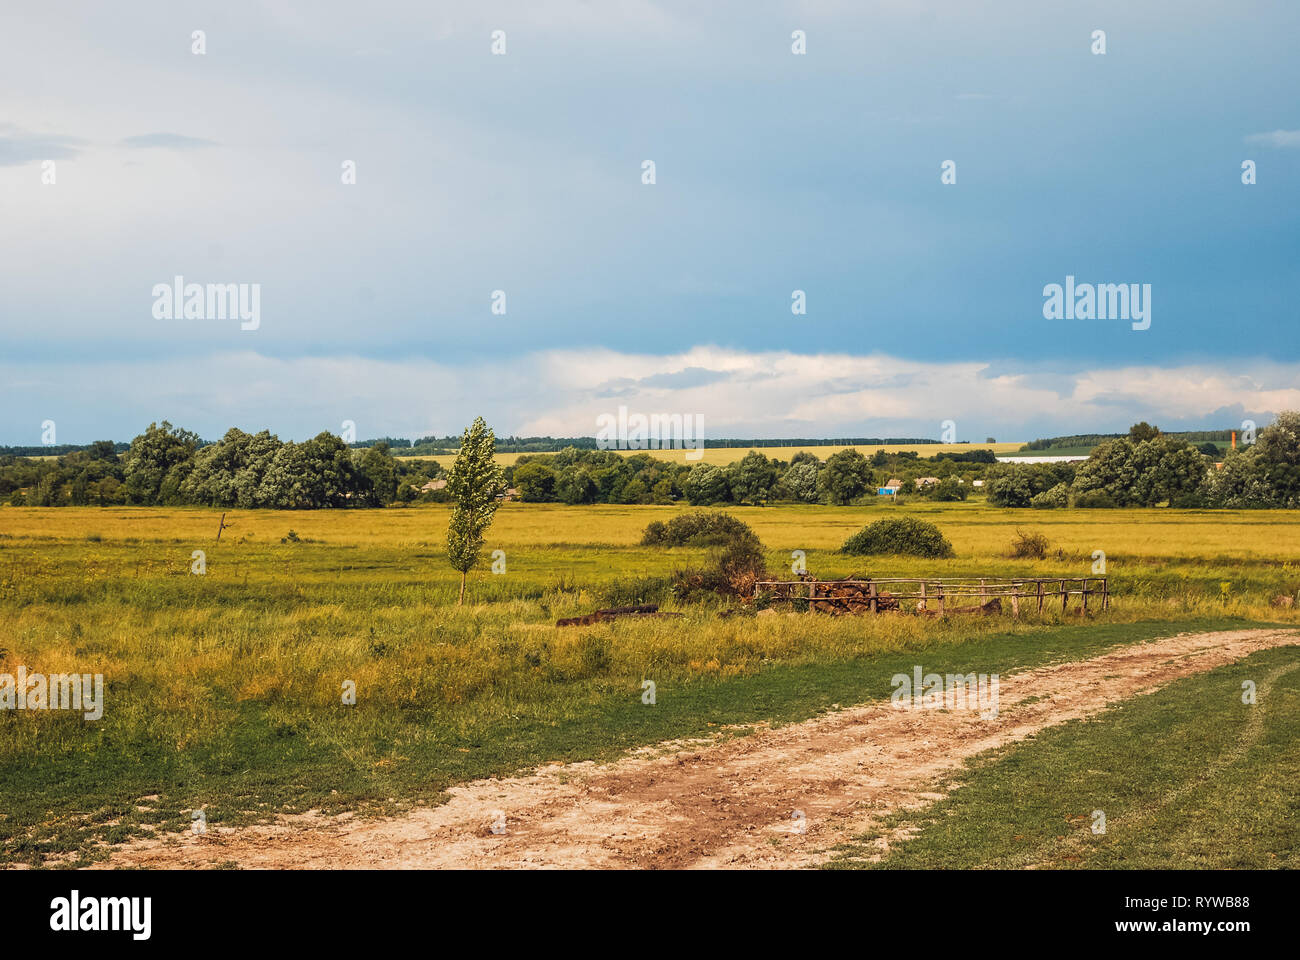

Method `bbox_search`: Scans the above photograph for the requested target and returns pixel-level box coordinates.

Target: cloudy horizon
[3,1,1297,445]
[5,347,1297,445]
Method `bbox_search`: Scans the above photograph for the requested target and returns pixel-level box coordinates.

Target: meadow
[1,499,1297,866]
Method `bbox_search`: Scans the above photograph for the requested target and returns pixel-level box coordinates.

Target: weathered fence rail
[754,576,1108,616]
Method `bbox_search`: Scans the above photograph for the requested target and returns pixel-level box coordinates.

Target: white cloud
[1244,129,1300,148]
[4,348,1298,445]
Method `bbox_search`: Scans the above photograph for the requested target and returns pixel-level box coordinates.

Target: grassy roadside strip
[1,616,1266,867]
[827,643,1300,869]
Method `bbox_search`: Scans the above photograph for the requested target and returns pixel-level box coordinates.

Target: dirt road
[103,628,1298,870]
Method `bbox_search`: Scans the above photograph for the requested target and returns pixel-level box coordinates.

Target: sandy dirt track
[102,628,1298,870]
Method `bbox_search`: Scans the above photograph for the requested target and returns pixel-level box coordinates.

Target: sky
[1,0,1298,445]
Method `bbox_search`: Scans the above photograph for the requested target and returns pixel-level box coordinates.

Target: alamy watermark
[50,890,151,940]
[1,666,104,720]
[596,405,704,460]
[152,276,260,330]
[1042,275,1150,330]
[891,666,999,720]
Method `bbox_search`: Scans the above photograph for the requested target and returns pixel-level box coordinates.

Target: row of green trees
[2,423,412,508]
[507,447,994,506]
[986,414,1300,508]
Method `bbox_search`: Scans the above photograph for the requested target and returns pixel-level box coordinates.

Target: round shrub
[644,512,770,600]
[1007,527,1050,559]
[840,516,954,558]
[641,512,759,548]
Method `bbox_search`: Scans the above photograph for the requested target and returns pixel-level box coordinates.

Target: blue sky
[2,1,1298,444]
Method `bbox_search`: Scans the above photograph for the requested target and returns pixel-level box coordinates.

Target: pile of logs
[807,582,900,616]
[556,603,683,627]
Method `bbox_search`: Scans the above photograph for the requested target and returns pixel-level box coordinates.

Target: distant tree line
[505,447,995,506]
[0,441,130,458]
[5,415,1298,510]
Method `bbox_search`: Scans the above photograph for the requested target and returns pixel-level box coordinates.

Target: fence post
[1011,582,1020,617]
[980,578,987,605]
[869,579,878,614]
[1037,579,1044,613]
[1061,578,1068,614]
[1082,578,1089,614]
[919,581,927,612]
[1103,577,1109,611]
[937,583,945,616]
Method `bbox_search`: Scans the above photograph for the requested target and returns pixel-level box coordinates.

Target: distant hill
[1016,430,1233,456]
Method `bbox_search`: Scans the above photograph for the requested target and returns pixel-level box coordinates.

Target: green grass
[0,616,1265,866]
[827,644,1300,869]
[3,502,1299,868]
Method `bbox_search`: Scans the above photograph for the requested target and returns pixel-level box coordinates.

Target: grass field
[398,441,1027,468]
[1,500,1297,867]
[829,645,1300,869]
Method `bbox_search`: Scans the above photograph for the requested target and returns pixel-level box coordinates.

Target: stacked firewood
[805,580,900,616]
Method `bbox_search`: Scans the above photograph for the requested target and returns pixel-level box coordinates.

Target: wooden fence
[753,576,1109,616]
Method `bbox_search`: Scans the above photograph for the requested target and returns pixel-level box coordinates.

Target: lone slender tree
[446,417,507,605]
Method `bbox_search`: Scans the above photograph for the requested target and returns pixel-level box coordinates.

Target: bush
[1073,489,1117,508]
[840,517,954,558]
[1007,528,1050,559]
[672,536,769,601]
[513,461,558,502]
[641,512,759,548]
[1030,482,1069,509]
[927,476,968,502]
[649,512,769,600]
[987,472,1034,508]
